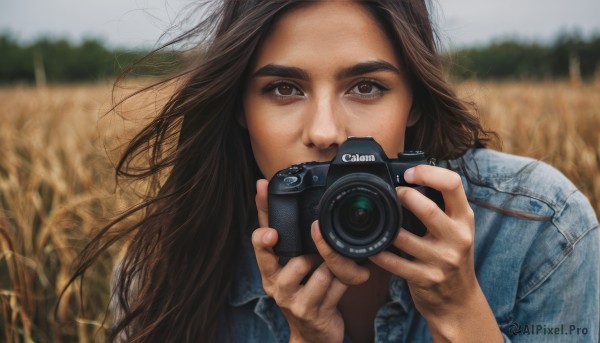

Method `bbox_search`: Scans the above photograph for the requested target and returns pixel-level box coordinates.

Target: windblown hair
[66,0,494,341]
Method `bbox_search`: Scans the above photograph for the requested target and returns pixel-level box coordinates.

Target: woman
[71,0,599,342]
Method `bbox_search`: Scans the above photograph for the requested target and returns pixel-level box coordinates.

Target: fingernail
[263,229,275,244]
[404,167,415,183]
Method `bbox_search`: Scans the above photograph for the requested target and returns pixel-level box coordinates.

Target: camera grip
[268,194,303,257]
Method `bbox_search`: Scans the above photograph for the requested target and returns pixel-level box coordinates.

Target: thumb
[255,179,269,228]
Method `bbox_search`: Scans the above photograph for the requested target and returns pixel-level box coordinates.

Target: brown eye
[265,82,303,97]
[349,80,386,97]
[357,83,373,94]
[277,84,295,96]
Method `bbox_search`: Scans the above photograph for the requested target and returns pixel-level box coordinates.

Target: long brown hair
[66,0,494,341]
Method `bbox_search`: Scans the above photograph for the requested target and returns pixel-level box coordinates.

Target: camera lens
[319,173,401,259]
[337,194,379,239]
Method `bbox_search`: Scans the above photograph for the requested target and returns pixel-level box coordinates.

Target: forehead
[252,1,399,71]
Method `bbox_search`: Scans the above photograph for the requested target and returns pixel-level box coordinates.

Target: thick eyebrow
[252,64,310,80]
[335,60,401,79]
[251,60,400,81]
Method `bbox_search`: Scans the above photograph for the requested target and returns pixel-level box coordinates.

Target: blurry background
[2,0,599,48]
[0,1,599,342]
[1,0,600,83]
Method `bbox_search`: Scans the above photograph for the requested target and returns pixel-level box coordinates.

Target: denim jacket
[220,148,600,342]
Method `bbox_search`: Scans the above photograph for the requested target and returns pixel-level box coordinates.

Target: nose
[301,93,347,153]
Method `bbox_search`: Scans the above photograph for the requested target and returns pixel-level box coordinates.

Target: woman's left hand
[310,165,503,341]
[366,165,502,342]
[369,165,477,317]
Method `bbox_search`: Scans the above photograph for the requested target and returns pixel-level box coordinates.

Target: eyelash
[261,81,304,98]
[261,79,390,99]
[347,79,389,98]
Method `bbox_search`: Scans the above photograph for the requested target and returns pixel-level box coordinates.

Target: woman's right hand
[252,179,348,343]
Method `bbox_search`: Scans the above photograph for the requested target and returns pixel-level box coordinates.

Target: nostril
[313,141,338,151]
[317,144,339,160]
[301,112,346,153]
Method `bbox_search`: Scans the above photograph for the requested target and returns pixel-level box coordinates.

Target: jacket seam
[468,197,552,221]
[516,224,599,301]
[453,153,576,215]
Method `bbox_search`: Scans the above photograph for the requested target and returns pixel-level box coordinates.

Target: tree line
[0,34,180,85]
[1,32,599,84]
[448,32,600,81]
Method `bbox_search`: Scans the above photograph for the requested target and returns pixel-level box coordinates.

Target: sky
[1,0,599,50]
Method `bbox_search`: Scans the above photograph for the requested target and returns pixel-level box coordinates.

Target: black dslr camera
[268,137,443,260]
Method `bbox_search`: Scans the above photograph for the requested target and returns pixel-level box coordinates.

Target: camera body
[268,137,443,260]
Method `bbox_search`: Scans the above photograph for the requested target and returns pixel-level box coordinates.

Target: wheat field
[0,80,598,342]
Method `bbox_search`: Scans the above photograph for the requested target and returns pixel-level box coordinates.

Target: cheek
[345,103,410,156]
[244,100,297,179]
[245,120,272,176]
[377,96,412,155]
[372,118,407,156]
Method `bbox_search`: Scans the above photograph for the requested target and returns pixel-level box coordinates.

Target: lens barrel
[318,173,401,259]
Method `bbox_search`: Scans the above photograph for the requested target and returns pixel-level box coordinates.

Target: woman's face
[244,1,413,180]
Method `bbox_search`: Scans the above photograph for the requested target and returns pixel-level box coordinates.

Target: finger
[369,250,437,286]
[298,262,335,309]
[391,228,437,262]
[311,221,370,286]
[252,227,281,279]
[256,179,269,228]
[397,186,448,239]
[404,165,469,219]
[277,255,323,291]
[320,276,349,312]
